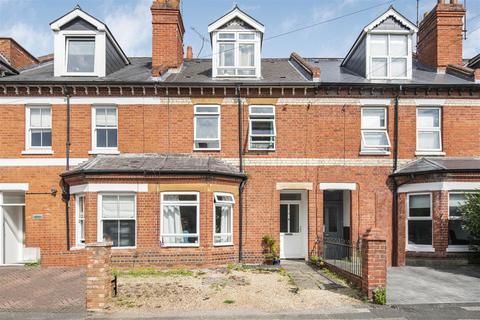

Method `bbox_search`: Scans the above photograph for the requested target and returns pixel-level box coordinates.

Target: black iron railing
[322,236,362,277]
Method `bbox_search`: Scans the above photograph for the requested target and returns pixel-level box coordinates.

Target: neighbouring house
[0,0,479,268]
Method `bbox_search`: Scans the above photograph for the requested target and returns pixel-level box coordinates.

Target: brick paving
[0,267,85,313]
[281,260,343,290]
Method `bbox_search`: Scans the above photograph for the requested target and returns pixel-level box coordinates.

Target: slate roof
[62,153,246,178]
[393,157,480,176]
[0,57,474,86]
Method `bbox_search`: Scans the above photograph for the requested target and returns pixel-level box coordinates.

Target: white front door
[280,192,307,259]
[1,206,23,265]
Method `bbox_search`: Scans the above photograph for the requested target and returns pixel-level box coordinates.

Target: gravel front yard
[109,266,362,313]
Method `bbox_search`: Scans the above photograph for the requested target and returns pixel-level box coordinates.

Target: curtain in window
[163,205,183,243]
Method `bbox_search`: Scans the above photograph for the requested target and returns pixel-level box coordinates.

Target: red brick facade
[0,38,39,70]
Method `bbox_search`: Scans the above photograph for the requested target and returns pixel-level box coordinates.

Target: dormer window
[66,37,95,73]
[341,7,417,81]
[217,32,257,76]
[369,34,409,79]
[50,5,129,77]
[208,6,265,79]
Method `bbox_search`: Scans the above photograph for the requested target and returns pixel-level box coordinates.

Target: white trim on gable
[208,7,265,34]
[50,8,105,31]
[363,7,418,33]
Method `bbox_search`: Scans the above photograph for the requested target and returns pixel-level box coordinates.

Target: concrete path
[387,265,480,305]
[0,266,86,315]
[281,259,343,290]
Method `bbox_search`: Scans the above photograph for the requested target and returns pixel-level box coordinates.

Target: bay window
[407,193,433,250]
[249,105,276,151]
[361,107,390,153]
[417,107,442,152]
[98,194,136,248]
[214,193,234,245]
[368,34,409,79]
[76,195,85,247]
[194,105,220,150]
[161,193,199,246]
[448,193,471,248]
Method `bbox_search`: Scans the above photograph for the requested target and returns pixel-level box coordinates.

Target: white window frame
[416,107,442,153]
[65,37,96,75]
[90,106,119,154]
[213,192,234,246]
[248,105,276,151]
[75,194,85,247]
[212,31,261,78]
[160,192,200,247]
[360,107,391,154]
[447,191,474,252]
[53,30,106,77]
[193,105,221,151]
[366,32,412,80]
[406,193,434,252]
[24,106,53,154]
[97,193,137,249]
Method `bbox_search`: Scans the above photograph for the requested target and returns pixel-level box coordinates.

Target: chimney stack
[0,38,38,69]
[417,0,465,72]
[186,46,193,61]
[151,0,185,77]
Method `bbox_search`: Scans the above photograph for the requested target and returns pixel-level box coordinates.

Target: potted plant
[262,235,280,265]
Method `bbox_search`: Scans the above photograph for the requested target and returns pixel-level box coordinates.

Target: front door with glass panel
[280,192,306,259]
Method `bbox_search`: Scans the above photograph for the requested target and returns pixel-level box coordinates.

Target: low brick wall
[361,228,387,299]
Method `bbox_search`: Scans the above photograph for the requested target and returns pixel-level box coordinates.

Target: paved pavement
[0,266,86,319]
[387,265,480,304]
[281,259,343,290]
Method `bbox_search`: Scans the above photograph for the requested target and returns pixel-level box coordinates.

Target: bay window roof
[208,6,265,79]
[342,6,418,80]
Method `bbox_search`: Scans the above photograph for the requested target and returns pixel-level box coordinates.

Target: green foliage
[116,267,194,277]
[223,299,235,304]
[460,192,480,246]
[309,255,320,264]
[262,235,279,259]
[373,287,387,305]
[24,262,39,267]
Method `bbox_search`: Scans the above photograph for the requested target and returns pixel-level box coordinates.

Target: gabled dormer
[208,6,265,79]
[342,6,418,80]
[50,5,129,77]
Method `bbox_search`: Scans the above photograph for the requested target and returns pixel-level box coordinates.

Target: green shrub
[262,235,279,260]
[460,192,480,251]
[309,255,320,264]
[373,287,386,305]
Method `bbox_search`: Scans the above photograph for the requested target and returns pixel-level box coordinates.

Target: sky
[0,0,479,59]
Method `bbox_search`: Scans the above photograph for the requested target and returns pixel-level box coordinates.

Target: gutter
[391,89,400,266]
[60,169,247,180]
[63,90,71,251]
[237,84,245,263]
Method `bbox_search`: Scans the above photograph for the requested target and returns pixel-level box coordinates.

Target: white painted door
[2,206,23,264]
[280,192,306,259]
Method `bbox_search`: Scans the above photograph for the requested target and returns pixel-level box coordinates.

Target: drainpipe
[391,87,400,266]
[64,89,71,251]
[237,84,244,263]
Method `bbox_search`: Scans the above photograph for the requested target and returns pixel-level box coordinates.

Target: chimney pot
[186,46,193,61]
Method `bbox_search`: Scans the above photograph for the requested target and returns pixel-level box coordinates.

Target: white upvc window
[75,195,85,247]
[98,194,136,248]
[91,106,118,153]
[416,107,442,152]
[161,192,200,247]
[368,33,410,79]
[194,105,221,150]
[361,107,391,154]
[407,193,433,251]
[248,105,276,151]
[25,106,52,153]
[448,192,472,251]
[213,31,261,78]
[214,193,234,246]
[66,37,95,73]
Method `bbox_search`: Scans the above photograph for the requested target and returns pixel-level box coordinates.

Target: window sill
[69,246,85,251]
[406,245,435,252]
[359,151,391,156]
[446,246,474,253]
[22,149,54,155]
[89,149,120,155]
[415,151,446,156]
[111,246,136,250]
[213,243,234,247]
[193,148,221,152]
[161,244,200,248]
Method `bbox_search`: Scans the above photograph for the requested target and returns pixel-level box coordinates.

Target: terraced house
[0,0,479,268]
